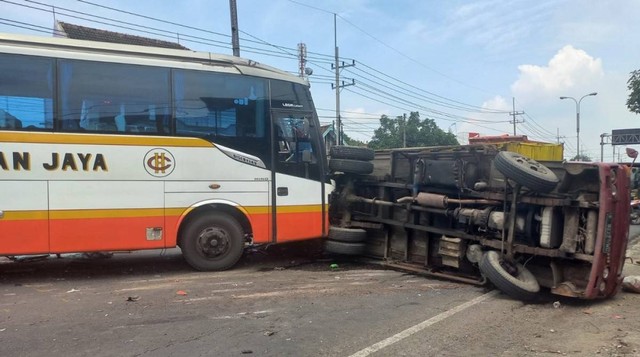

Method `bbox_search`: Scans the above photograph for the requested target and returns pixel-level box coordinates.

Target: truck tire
[324,240,366,255]
[329,159,374,175]
[479,250,540,301]
[180,213,245,271]
[328,226,367,243]
[494,151,559,193]
[330,145,375,161]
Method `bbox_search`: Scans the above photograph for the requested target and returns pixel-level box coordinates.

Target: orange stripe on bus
[277,211,324,242]
[0,131,214,147]
[1,206,325,253]
[0,219,49,255]
[49,216,166,252]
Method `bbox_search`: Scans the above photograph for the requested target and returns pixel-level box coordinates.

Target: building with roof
[54,21,189,50]
[321,124,337,155]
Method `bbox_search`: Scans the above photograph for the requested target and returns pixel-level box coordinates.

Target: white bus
[0,33,331,270]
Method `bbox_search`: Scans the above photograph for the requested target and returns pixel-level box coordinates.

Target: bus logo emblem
[144,149,175,177]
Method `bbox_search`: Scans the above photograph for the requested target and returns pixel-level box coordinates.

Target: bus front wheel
[181,213,245,271]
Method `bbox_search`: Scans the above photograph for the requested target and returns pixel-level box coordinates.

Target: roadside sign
[612,128,640,145]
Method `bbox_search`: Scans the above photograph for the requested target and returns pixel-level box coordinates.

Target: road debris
[126,296,140,302]
[8,255,50,262]
[176,290,187,296]
[622,276,640,293]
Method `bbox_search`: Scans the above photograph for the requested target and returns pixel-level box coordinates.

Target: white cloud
[499,45,640,160]
[482,95,510,111]
[511,45,604,99]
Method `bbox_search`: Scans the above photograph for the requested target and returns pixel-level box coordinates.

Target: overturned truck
[327,145,630,301]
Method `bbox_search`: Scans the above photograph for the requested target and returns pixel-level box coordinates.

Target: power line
[285,0,511,114]
[286,0,498,96]
[353,62,508,114]
[76,0,230,38]
[5,1,532,139]
[352,81,511,124]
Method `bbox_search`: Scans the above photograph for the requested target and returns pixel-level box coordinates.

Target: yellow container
[499,142,564,162]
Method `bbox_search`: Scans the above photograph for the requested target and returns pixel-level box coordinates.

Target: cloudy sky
[2,0,639,160]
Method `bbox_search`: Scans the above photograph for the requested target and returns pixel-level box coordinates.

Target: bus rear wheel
[181,213,245,271]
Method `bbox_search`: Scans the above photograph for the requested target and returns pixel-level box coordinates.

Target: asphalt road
[1,237,639,356]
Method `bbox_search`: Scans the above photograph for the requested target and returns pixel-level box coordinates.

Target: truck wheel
[324,240,366,255]
[494,151,559,193]
[330,146,375,161]
[329,159,374,175]
[328,226,367,243]
[181,213,245,271]
[479,250,540,301]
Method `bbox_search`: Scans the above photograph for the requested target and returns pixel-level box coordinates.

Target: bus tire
[479,250,540,301]
[330,146,375,161]
[494,151,559,193]
[181,213,245,271]
[324,239,366,255]
[328,226,367,243]
[329,159,374,175]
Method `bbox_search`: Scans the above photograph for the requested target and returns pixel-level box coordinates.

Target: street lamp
[559,92,597,159]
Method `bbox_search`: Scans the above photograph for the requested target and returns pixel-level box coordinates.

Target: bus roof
[0,32,308,86]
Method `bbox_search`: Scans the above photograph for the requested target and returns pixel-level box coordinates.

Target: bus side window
[0,109,22,129]
[114,104,126,132]
[79,100,98,130]
[0,53,54,130]
[59,59,170,134]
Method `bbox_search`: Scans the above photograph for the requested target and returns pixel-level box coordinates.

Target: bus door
[271,111,325,242]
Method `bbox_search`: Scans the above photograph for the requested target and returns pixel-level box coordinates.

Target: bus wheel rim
[197,227,230,257]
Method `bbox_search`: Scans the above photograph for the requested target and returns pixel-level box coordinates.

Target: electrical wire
[3,0,527,138]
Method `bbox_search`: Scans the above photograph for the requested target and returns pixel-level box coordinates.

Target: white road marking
[348,290,499,357]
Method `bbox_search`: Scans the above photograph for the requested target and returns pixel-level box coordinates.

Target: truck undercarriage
[327,145,630,301]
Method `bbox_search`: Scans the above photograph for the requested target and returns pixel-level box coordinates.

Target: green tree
[342,132,367,147]
[627,70,640,114]
[571,154,592,162]
[367,112,458,150]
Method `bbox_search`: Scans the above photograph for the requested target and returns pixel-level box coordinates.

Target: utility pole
[229,0,240,57]
[297,43,307,78]
[402,113,407,147]
[555,128,566,144]
[332,13,355,145]
[509,97,524,136]
[600,133,610,162]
